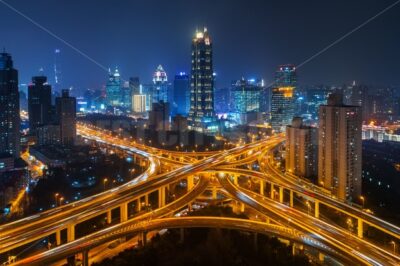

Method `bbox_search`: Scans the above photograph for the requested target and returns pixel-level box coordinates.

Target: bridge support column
[292,243,296,255]
[82,250,89,266]
[357,219,363,238]
[266,217,270,224]
[136,198,141,212]
[187,176,194,190]
[212,186,217,200]
[67,224,75,242]
[318,252,325,262]
[270,183,275,199]
[56,230,61,246]
[120,203,128,222]
[279,187,284,203]
[107,210,112,224]
[315,201,320,219]
[158,186,166,207]
[260,180,264,196]
[145,194,149,206]
[240,203,245,213]
[142,231,147,246]
[289,190,294,207]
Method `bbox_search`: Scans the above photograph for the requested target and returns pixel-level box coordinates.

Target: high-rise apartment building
[56,89,76,145]
[271,65,296,131]
[132,94,146,113]
[285,117,317,180]
[318,93,362,201]
[0,52,20,157]
[188,27,217,133]
[28,76,52,133]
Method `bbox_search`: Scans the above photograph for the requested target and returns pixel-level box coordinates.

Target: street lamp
[390,241,396,254]
[54,193,59,207]
[360,196,365,209]
[103,178,108,191]
[59,197,64,206]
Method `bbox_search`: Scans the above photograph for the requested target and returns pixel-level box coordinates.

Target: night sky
[1,0,399,90]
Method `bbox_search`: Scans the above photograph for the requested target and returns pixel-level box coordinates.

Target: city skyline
[0,0,400,90]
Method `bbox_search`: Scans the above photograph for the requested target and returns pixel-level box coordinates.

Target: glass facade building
[231,78,262,124]
[173,72,190,116]
[271,64,296,131]
[106,67,121,107]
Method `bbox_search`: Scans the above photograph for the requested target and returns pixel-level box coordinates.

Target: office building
[132,94,146,113]
[152,65,169,103]
[106,67,121,107]
[231,78,262,124]
[149,101,170,131]
[271,65,296,131]
[28,76,52,133]
[56,89,76,145]
[121,81,132,110]
[172,115,188,131]
[0,52,20,158]
[285,117,317,180]
[188,27,217,133]
[173,72,190,116]
[318,93,362,201]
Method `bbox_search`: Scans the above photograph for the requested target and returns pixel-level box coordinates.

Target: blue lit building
[152,65,169,103]
[173,72,190,116]
[231,78,263,124]
[105,67,121,107]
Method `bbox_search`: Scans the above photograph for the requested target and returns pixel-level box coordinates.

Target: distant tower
[173,72,190,116]
[56,89,76,145]
[28,75,52,133]
[53,49,62,92]
[0,51,20,157]
[318,92,362,201]
[106,67,122,107]
[152,65,169,103]
[188,27,217,133]
[271,64,297,131]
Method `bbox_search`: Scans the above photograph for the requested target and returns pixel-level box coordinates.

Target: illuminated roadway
[2,127,400,265]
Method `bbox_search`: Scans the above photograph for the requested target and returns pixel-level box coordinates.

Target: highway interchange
[1,124,400,265]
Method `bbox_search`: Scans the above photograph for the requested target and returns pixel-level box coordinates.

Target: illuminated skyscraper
[28,76,52,133]
[152,65,169,103]
[271,64,296,131]
[173,72,190,116]
[106,67,121,107]
[285,117,317,180]
[188,27,217,133]
[231,78,262,124]
[0,52,20,157]
[318,92,362,201]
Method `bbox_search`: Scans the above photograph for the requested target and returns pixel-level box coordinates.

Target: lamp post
[390,241,396,254]
[59,197,64,206]
[103,178,108,191]
[54,193,59,207]
[360,196,365,209]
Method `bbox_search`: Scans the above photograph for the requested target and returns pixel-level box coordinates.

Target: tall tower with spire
[188,27,217,133]
[152,65,168,103]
